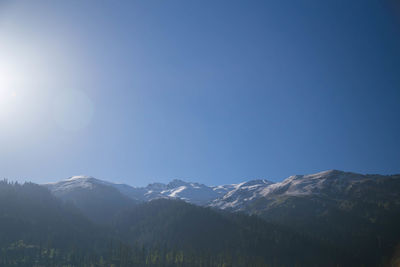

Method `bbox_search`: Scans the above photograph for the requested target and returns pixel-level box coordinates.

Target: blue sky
[0,0,399,186]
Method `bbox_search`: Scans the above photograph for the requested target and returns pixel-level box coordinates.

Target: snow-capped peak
[167,179,189,189]
[42,170,398,216]
[43,175,102,193]
[67,175,94,180]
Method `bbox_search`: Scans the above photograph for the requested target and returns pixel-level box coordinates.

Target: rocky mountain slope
[0,180,351,266]
[41,170,400,265]
[44,176,237,206]
[44,176,136,223]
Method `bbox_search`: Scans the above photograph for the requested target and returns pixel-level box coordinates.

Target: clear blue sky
[0,0,399,186]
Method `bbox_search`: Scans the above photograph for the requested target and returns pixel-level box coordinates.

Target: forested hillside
[44,176,137,224]
[112,199,350,266]
[1,179,399,266]
[0,180,348,266]
[245,172,400,266]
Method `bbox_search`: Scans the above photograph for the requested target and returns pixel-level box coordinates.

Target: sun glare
[0,61,22,115]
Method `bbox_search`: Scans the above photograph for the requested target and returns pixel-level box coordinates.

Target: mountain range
[43,169,400,214]
[1,180,349,266]
[2,169,398,266]
[45,175,236,206]
[41,170,400,266]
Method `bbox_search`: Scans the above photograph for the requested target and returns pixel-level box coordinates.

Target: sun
[0,56,28,123]
[0,64,20,113]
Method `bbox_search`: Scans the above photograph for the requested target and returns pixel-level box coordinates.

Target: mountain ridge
[43,174,274,206]
[32,170,400,265]
[43,169,398,210]
[43,169,400,212]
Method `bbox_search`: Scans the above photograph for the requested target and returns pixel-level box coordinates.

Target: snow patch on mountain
[210,179,275,210]
[258,170,364,197]
[44,170,373,211]
[44,176,100,193]
[209,170,377,211]
[44,177,239,206]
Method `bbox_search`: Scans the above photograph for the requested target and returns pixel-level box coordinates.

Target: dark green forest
[0,180,399,266]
